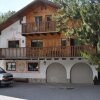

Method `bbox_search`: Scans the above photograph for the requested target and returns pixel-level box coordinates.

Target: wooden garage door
[47,63,67,83]
[71,63,93,84]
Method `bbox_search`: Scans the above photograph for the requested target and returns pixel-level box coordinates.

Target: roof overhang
[0,0,60,31]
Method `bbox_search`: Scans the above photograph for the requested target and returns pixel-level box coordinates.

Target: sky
[0,0,34,13]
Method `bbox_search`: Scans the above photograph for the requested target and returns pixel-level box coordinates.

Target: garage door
[71,63,93,84]
[47,63,67,83]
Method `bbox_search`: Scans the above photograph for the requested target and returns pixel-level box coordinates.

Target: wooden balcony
[0,46,96,59]
[22,21,56,34]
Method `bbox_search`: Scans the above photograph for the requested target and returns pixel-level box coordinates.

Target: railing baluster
[22,21,56,33]
[0,46,96,59]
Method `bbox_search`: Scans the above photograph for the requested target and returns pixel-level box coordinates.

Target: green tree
[56,0,100,68]
[0,11,15,24]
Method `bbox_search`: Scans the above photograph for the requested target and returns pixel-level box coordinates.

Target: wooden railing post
[22,21,56,33]
[0,46,96,59]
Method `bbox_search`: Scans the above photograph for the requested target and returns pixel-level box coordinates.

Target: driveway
[0,82,100,100]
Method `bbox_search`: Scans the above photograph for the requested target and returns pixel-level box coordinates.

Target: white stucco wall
[0,60,6,69]
[0,16,26,48]
[5,58,97,81]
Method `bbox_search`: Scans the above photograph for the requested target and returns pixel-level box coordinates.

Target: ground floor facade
[0,58,98,84]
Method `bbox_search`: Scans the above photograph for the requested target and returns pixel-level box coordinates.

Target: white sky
[0,0,34,13]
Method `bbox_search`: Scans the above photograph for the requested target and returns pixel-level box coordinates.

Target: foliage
[81,52,100,69]
[56,0,100,69]
[56,0,100,46]
[0,11,15,24]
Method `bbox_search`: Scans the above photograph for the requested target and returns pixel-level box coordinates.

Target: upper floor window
[31,40,43,47]
[45,15,52,21]
[6,62,16,71]
[35,16,42,25]
[61,39,67,47]
[8,40,19,48]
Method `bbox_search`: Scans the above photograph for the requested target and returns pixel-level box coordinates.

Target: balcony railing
[0,46,96,59]
[22,21,56,33]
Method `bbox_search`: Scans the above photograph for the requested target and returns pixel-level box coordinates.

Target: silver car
[0,67,14,86]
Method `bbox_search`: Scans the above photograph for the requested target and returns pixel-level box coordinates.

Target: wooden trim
[0,46,96,59]
[22,21,56,33]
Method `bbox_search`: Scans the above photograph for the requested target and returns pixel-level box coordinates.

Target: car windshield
[0,67,6,73]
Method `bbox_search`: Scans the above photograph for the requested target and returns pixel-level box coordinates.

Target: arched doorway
[47,63,67,83]
[71,62,93,84]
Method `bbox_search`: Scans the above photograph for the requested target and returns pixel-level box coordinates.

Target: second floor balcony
[22,21,56,34]
[0,46,96,59]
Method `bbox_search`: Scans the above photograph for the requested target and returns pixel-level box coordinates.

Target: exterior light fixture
[43,60,46,65]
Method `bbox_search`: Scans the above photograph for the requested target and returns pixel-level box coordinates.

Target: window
[28,62,39,71]
[8,40,19,48]
[6,62,16,71]
[61,39,67,47]
[35,16,42,26]
[31,40,43,47]
[46,15,52,21]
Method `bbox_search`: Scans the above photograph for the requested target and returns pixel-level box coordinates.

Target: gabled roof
[0,0,60,31]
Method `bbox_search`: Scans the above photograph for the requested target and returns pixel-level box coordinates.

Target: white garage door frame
[46,62,67,84]
[70,62,93,84]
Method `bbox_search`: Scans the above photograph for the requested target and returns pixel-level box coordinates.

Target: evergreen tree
[0,11,15,24]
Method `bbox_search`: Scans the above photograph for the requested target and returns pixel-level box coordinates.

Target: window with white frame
[6,62,16,71]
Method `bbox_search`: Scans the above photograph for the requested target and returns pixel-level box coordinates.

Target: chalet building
[0,0,98,84]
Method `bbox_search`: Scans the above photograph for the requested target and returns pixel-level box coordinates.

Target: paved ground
[0,82,100,100]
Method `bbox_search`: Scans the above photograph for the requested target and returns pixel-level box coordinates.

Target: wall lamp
[43,60,46,65]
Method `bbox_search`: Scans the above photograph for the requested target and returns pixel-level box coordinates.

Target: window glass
[61,39,67,47]
[46,15,52,21]
[6,62,16,71]
[31,40,43,47]
[35,16,42,26]
[8,40,19,48]
[28,62,39,71]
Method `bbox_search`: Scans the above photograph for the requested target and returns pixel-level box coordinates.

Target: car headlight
[2,76,8,80]
[0,75,3,80]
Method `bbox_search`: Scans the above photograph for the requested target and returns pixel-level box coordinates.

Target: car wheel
[0,81,1,86]
[5,84,10,87]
